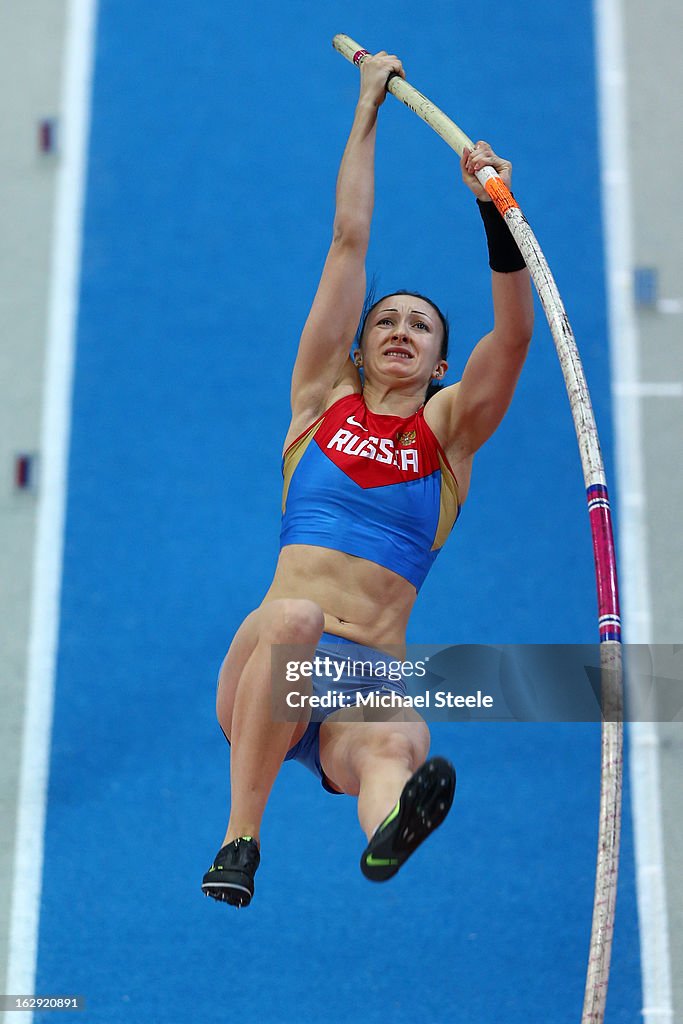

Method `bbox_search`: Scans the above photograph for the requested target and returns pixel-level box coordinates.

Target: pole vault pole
[332,33,624,1024]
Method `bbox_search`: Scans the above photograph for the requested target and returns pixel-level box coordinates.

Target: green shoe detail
[377,799,401,833]
[359,757,456,883]
[365,854,399,867]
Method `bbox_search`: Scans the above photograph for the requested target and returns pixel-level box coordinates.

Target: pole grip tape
[484,176,520,215]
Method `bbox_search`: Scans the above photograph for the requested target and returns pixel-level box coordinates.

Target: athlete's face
[360,295,448,391]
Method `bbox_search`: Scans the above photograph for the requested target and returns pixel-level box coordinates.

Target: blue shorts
[219,632,408,794]
[284,632,408,793]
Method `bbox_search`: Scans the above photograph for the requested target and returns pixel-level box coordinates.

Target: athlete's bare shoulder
[422,381,459,444]
[423,382,472,504]
[283,358,361,454]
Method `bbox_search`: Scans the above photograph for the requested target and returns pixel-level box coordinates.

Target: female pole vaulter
[202,51,533,907]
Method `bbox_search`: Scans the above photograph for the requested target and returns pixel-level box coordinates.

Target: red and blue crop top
[279,392,460,591]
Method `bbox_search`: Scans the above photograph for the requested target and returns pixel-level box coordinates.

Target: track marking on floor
[594,0,674,1018]
[3,2,98,1021]
[614,382,683,398]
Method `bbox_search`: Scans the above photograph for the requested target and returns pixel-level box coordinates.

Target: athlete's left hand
[460,141,512,201]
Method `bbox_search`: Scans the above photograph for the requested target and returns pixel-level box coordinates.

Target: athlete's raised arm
[288,53,405,431]
[436,143,534,462]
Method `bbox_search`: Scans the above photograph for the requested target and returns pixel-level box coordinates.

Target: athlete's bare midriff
[260,544,417,653]
[265,391,473,655]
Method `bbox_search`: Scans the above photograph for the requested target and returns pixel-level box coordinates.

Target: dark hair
[355,285,450,402]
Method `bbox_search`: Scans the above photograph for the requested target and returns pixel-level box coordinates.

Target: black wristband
[477,198,526,273]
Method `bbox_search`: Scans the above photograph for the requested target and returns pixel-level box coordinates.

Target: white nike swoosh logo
[346,415,367,431]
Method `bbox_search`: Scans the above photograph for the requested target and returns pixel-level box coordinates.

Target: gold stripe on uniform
[431,452,460,550]
[281,418,326,513]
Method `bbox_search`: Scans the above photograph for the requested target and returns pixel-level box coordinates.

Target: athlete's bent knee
[363,724,430,772]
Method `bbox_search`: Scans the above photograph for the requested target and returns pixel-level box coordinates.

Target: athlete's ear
[354,351,364,367]
[432,359,448,380]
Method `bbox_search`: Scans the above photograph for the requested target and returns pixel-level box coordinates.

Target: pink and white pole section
[332,33,623,1024]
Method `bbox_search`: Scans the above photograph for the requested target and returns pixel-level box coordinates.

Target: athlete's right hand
[358,51,405,108]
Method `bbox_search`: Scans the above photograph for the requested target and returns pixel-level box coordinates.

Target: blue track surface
[35,2,640,1021]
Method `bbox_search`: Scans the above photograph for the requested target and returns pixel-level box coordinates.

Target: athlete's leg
[319,712,431,837]
[320,713,455,881]
[216,598,324,846]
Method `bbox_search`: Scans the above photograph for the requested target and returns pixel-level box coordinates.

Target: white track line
[593,0,673,1020]
[614,382,683,398]
[3,1,98,1021]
